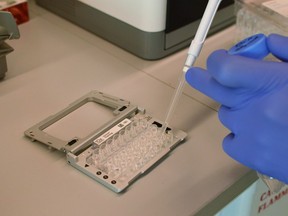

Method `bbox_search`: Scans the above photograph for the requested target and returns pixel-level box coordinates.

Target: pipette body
[163,0,222,126]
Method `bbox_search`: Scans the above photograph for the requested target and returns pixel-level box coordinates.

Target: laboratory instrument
[24,90,186,193]
[34,0,234,59]
[0,11,20,78]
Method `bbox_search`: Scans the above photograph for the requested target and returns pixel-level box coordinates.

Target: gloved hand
[185,34,288,184]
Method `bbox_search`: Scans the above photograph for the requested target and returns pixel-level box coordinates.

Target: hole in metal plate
[43,102,114,142]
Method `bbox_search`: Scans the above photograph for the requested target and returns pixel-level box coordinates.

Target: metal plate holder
[24,90,141,154]
[24,90,187,192]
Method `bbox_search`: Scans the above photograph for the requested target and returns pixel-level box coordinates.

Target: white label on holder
[263,0,288,18]
[93,118,131,146]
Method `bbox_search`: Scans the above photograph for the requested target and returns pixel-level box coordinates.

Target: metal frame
[24,90,140,153]
[24,90,187,193]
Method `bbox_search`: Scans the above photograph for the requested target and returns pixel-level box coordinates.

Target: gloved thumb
[206,49,288,89]
[267,34,288,62]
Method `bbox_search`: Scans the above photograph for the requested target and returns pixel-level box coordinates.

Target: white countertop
[0,1,252,216]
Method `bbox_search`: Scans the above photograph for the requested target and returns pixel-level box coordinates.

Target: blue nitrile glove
[185,34,288,184]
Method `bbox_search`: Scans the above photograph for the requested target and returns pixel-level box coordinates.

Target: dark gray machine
[0,11,20,79]
[35,0,234,60]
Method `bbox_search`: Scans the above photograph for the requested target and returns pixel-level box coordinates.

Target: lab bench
[1,1,286,215]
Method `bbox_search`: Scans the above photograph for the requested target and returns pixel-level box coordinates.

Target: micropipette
[163,0,222,127]
[163,0,285,193]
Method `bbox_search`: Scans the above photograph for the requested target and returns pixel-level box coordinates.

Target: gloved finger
[223,134,276,179]
[267,34,288,62]
[207,50,288,89]
[218,105,239,133]
[222,134,256,170]
[186,67,249,107]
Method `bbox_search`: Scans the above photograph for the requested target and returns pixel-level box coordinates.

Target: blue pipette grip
[228,33,269,58]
